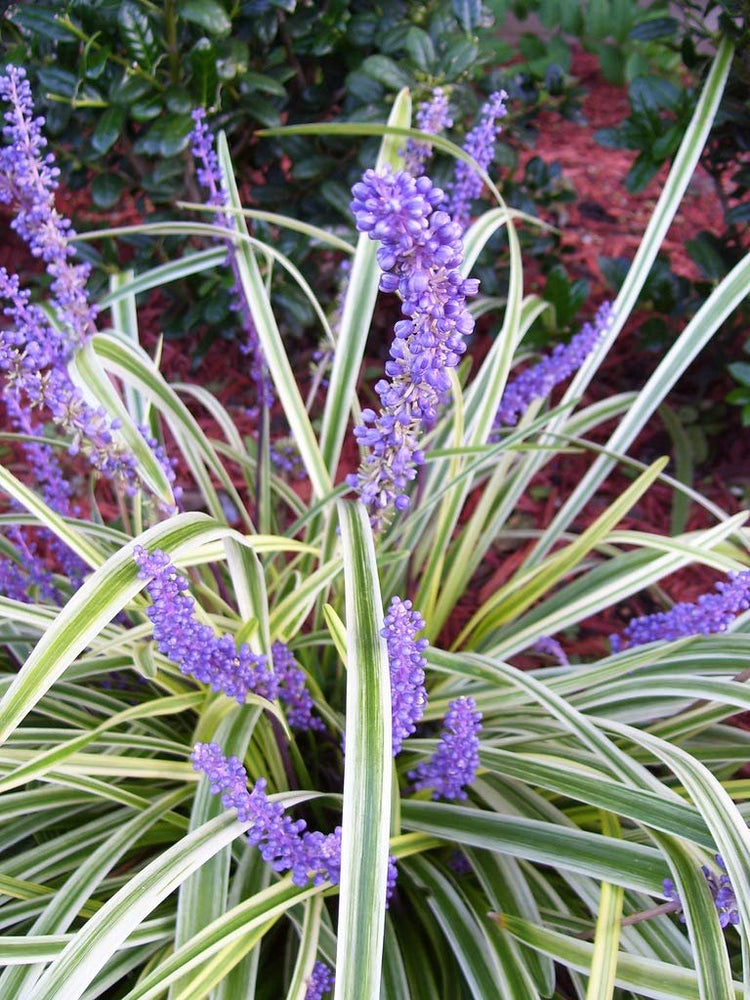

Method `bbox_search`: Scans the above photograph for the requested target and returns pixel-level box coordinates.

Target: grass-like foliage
[0,37,749,1000]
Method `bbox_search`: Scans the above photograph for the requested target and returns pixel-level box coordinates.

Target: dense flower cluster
[0,65,137,485]
[403,87,453,176]
[493,301,613,431]
[134,547,278,704]
[190,109,273,411]
[663,854,739,928]
[348,167,478,525]
[272,640,324,732]
[192,742,398,896]
[610,570,750,652]
[410,696,482,800]
[135,547,321,728]
[383,596,428,755]
[447,90,508,228]
[305,962,335,999]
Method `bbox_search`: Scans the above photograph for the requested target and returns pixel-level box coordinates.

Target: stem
[163,0,181,87]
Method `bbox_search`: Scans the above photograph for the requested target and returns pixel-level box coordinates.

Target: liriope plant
[0,35,748,1000]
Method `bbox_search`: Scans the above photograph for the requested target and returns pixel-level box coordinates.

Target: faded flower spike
[663,854,739,928]
[403,87,453,176]
[348,167,478,526]
[447,90,508,228]
[611,570,750,652]
[493,301,613,431]
[410,696,482,800]
[383,596,428,756]
[305,962,335,999]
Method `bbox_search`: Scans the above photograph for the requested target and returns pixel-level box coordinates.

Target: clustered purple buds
[348,167,478,526]
[134,546,277,704]
[533,635,569,665]
[663,854,739,928]
[447,91,508,229]
[410,696,482,800]
[493,301,613,431]
[0,65,137,487]
[189,109,274,412]
[272,640,325,732]
[305,962,335,999]
[192,742,398,897]
[610,570,750,652]
[383,596,428,755]
[134,547,321,729]
[403,87,453,176]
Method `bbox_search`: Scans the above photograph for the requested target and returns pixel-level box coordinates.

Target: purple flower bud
[447,91,508,228]
[305,962,335,999]
[383,596,428,755]
[272,640,324,732]
[410,696,482,800]
[402,87,454,176]
[663,854,739,929]
[611,570,750,652]
[349,167,477,527]
[191,742,398,899]
[189,109,273,412]
[134,547,278,704]
[493,301,613,431]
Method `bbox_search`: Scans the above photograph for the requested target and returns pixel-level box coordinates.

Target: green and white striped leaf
[335,500,392,1000]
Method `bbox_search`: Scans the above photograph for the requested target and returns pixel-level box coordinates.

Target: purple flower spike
[383,596,428,755]
[134,547,278,704]
[348,167,478,526]
[0,66,138,488]
[493,301,613,431]
[189,109,274,412]
[0,65,96,348]
[410,696,482,800]
[533,636,569,666]
[272,640,324,732]
[447,91,508,228]
[663,854,739,929]
[611,570,750,652]
[305,962,335,999]
[403,87,453,176]
[191,742,398,899]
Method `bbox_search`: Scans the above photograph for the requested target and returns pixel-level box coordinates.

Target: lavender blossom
[610,570,750,653]
[0,527,57,603]
[192,742,399,896]
[190,109,273,411]
[272,640,324,732]
[134,547,278,703]
[447,91,508,228]
[533,635,569,666]
[305,962,335,999]
[348,167,478,526]
[403,87,453,176]
[493,301,613,431]
[0,67,137,487]
[663,854,739,928]
[0,66,97,348]
[383,596,428,755]
[269,439,305,480]
[410,696,482,800]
